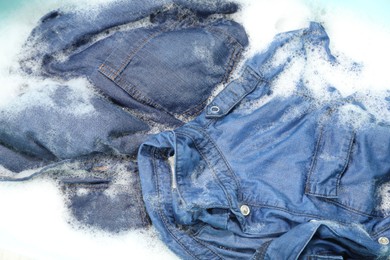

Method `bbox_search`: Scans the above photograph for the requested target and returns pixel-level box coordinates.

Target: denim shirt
[138,23,390,259]
[0,1,248,233]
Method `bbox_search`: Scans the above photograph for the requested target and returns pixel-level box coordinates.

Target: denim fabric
[0,1,248,233]
[56,155,150,233]
[138,23,390,259]
[0,83,149,173]
[21,0,248,126]
[1,0,247,173]
[0,83,152,232]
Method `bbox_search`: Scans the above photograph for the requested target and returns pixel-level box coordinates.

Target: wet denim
[21,0,247,126]
[0,83,149,173]
[138,23,390,259]
[0,1,248,233]
[55,155,150,233]
[2,1,248,174]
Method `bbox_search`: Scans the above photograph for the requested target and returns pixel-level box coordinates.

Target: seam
[210,67,262,118]
[192,223,210,237]
[309,250,345,257]
[98,17,179,79]
[187,126,243,200]
[305,121,325,195]
[191,236,224,260]
[204,25,246,89]
[206,24,245,49]
[244,201,389,238]
[177,131,233,209]
[61,182,109,188]
[152,147,223,259]
[335,131,355,193]
[115,76,173,115]
[322,198,385,218]
[180,32,245,118]
[151,148,200,260]
[305,111,355,197]
[250,199,379,220]
[203,65,268,124]
[372,225,390,237]
[133,167,151,227]
[246,202,328,220]
[253,240,272,260]
[220,42,244,88]
[179,126,242,200]
[99,21,176,80]
[181,98,210,118]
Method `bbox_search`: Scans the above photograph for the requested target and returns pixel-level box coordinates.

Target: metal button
[240,205,250,216]
[378,237,389,245]
[210,105,220,113]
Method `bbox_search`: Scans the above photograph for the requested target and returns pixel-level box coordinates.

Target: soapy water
[234,0,390,122]
[0,0,389,259]
[378,181,390,215]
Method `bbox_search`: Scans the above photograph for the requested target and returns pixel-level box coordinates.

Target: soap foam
[377,181,390,215]
[236,0,390,122]
[0,179,175,260]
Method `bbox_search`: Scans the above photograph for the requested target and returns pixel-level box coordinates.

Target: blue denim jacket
[138,23,390,259]
[0,1,248,233]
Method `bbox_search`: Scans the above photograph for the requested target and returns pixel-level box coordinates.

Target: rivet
[210,105,220,113]
[378,237,389,245]
[240,204,250,216]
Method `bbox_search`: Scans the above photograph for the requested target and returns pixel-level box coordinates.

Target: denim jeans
[138,23,390,259]
[0,1,248,233]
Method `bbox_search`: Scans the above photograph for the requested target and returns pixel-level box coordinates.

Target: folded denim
[56,155,151,233]
[138,22,390,259]
[0,1,248,232]
[20,0,247,125]
[1,0,247,174]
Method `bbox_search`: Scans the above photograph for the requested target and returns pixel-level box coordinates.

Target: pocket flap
[205,66,264,118]
[98,21,247,118]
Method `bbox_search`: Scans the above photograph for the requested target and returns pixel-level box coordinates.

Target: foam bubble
[234,0,310,56]
[234,0,390,122]
[309,1,390,92]
[377,181,390,215]
[0,78,97,120]
[0,177,176,260]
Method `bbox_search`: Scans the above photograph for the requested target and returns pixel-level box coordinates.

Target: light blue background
[1,0,389,25]
[0,0,26,19]
[313,0,390,26]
